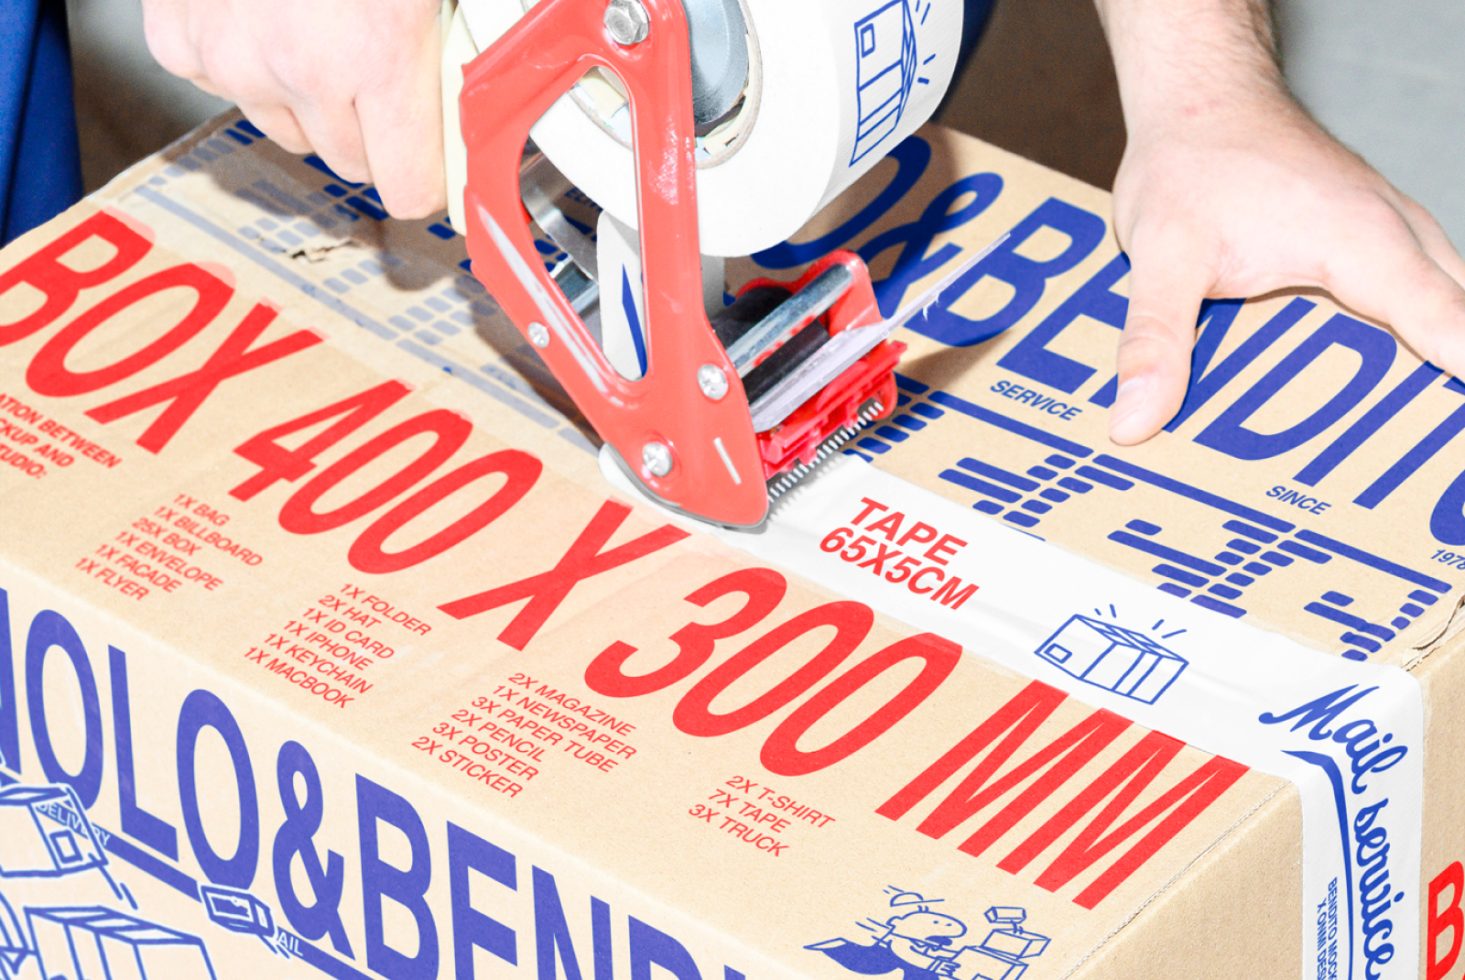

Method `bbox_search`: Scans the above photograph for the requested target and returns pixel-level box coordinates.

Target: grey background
[1277,0,1465,246]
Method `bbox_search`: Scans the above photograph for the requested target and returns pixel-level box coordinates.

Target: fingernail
[1109,375,1156,445]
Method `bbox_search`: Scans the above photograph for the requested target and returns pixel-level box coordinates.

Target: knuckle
[1402,327,1447,371]
[1122,311,1188,348]
[258,120,310,155]
[276,52,346,105]
[1117,319,1187,374]
[381,185,446,221]
[374,160,447,218]
[1359,198,1415,243]
[197,45,278,105]
[1395,294,1465,369]
[370,149,446,219]
[1439,331,1465,375]
[142,18,196,80]
[319,148,370,185]
[1398,195,1439,231]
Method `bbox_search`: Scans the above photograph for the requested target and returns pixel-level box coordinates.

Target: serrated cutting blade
[764,397,886,507]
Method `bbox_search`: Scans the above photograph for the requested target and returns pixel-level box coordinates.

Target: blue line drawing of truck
[1,895,27,980]
[0,787,107,881]
[1036,614,1189,704]
[1,783,218,978]
[26,906,217,980]
[850,0,922,165]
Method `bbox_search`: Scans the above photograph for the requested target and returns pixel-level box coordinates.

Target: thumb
[1109,249,1209,445]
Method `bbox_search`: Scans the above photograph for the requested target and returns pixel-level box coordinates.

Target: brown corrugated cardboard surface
[0,114,1459,979]
[1073,787,1301,978]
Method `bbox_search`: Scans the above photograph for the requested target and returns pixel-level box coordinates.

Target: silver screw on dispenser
[528,322,551,348]
[605,0,651,45]
[642,441,674,478]
[697,364,729,401]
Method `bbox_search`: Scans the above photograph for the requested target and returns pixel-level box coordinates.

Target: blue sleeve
[962,0,996,63]
[0,0,83,245]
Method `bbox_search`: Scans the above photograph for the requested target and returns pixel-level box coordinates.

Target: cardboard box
[0,113,1460,980]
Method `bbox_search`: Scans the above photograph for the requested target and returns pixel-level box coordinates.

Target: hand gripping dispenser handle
[458,0,773,527]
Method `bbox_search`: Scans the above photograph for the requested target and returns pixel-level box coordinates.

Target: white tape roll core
[461,0,965,256]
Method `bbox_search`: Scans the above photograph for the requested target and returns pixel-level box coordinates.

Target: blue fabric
[963,0,996,62]
[0,0,82,245]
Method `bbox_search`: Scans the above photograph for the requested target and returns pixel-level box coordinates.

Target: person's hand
[141,0,447,219]
[1095,0,1465,445]
[1107,90,1465,444]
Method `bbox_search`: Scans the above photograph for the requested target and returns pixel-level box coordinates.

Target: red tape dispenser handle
[459,0,770,527]
[458,0,898,528]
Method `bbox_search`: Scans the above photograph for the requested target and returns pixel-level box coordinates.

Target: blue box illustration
[850,0,918,164]
[27,907,216,980]
[946,906,1050,980]
[0,786,106,879]
[949,947,1029,980]
[1036,615,1189,704]
[1,895,26,980]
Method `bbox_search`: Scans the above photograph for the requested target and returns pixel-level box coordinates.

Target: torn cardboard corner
[280,239,363,264]
[1410,591,1465,661]
[0,112,1459,979]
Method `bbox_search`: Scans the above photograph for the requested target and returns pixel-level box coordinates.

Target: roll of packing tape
[458,0,964,256]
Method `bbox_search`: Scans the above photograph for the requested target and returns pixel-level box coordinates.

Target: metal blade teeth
[765,400,885,507]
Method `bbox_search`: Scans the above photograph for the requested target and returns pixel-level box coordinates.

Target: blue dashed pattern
[132,128,589,456]
[863,371,1454,660]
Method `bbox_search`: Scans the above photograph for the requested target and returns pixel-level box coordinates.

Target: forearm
[1093,0,1287,134]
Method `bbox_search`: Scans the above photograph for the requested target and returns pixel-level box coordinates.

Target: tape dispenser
[444,0,966,528]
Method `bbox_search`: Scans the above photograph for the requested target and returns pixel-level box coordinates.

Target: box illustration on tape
[1035,613,1190,704]
[851,0,921,165]
[0,105,1461,980]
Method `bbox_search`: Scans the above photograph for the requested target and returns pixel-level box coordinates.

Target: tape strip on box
[628,455,1426,980]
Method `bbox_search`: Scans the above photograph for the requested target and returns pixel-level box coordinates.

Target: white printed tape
[458,0,965,255]
[607,453,1423,979]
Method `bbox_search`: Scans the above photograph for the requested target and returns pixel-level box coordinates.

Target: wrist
[1097,0,1290,139]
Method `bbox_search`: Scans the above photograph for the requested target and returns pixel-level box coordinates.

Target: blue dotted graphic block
[1036,615,1188,704]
